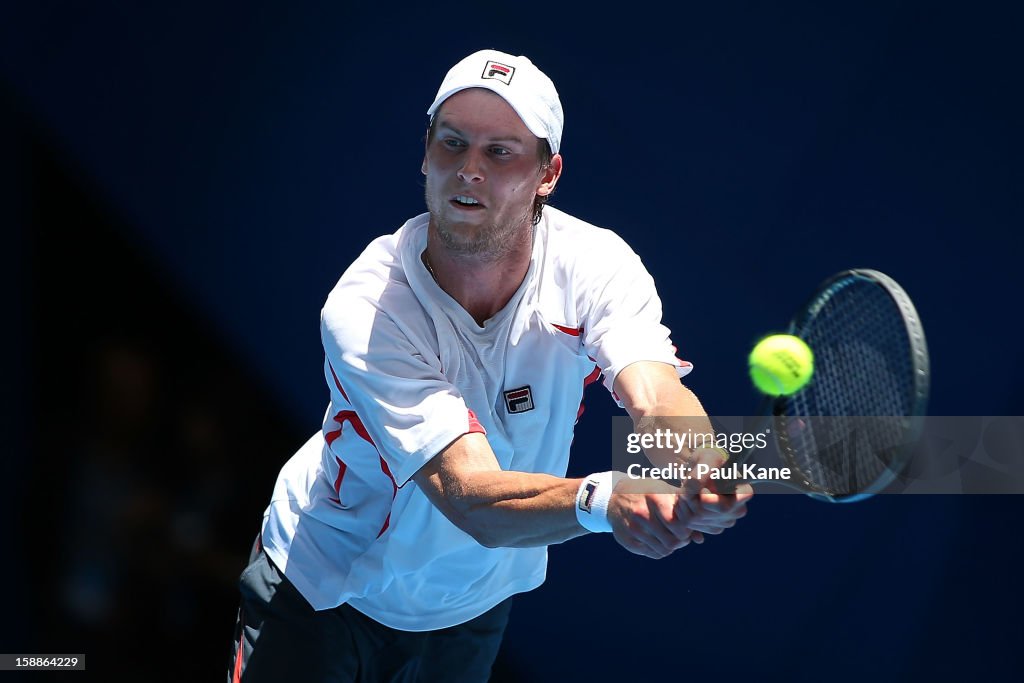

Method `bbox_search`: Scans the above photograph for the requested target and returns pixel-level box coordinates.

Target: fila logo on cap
[482,60,515,85]
[503,386,534,414]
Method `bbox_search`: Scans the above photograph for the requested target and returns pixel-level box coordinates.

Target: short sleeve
[320,290,476,487]
[576,235,692,398]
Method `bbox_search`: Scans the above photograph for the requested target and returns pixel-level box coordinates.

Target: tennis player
[229,49,752,682]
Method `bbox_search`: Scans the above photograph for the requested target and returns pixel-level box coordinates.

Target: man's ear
[537,153,563,197]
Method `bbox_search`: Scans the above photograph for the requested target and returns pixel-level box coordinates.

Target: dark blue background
[4,1,1022,679]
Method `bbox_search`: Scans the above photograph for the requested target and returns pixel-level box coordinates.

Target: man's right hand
[607,477,697,559]
[606,449,751,559]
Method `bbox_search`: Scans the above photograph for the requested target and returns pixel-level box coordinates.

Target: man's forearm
[631,382,717,468]
[447,470,589,547]
[414,442,590,548]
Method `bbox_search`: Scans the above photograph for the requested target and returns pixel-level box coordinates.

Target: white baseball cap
[427,49,564,154]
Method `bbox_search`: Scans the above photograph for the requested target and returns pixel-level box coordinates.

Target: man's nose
[457,148,485,183]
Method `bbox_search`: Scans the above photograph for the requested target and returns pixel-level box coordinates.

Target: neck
[424,229,533,327]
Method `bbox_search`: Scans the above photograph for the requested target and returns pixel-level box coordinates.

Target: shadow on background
[22,120,301,677]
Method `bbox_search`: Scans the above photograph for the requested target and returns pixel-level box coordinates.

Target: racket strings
[780,276,920,495]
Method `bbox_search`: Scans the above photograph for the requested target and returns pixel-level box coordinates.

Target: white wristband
[575,471,616,533]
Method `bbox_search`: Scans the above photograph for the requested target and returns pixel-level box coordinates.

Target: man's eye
[443,138,465,148]
[490,147,511,156]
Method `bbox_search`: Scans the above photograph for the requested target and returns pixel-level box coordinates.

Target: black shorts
[228,541,512,682]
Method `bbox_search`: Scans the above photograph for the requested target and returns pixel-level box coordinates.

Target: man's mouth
[451,195,484,209]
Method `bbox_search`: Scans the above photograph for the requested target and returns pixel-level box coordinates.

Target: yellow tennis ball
[749,334,815,396]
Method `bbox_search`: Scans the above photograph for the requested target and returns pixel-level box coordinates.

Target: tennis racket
[716,268,930,502]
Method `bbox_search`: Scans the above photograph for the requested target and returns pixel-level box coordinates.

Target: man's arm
[412,361,749,558]
[412,432,590,548]
[411,362,709,556]
[413,432,697,554]
[613,360,716,463]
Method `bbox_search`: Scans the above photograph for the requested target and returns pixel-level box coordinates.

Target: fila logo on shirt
[482,60,514,85]
[503,386,534,414]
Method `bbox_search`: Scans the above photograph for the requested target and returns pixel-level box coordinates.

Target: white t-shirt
[261,206,691,631]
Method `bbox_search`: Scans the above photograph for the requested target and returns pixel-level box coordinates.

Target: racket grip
[703,447,755,496]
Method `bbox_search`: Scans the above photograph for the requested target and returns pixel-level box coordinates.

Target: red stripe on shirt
[325,406,396,534]
[551,323,583,337]
[467,409,486,434]
[379,456,397,488]
[325,409,376,506]
[670,346,694,371]
[577,364,603,422]
[327,360,350,402]
[330,410,374,446]
[231,614,246,683]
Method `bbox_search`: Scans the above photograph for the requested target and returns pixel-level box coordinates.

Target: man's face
[422,88,561,260]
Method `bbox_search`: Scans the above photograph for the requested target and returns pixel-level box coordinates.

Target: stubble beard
[425,182,534,263]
